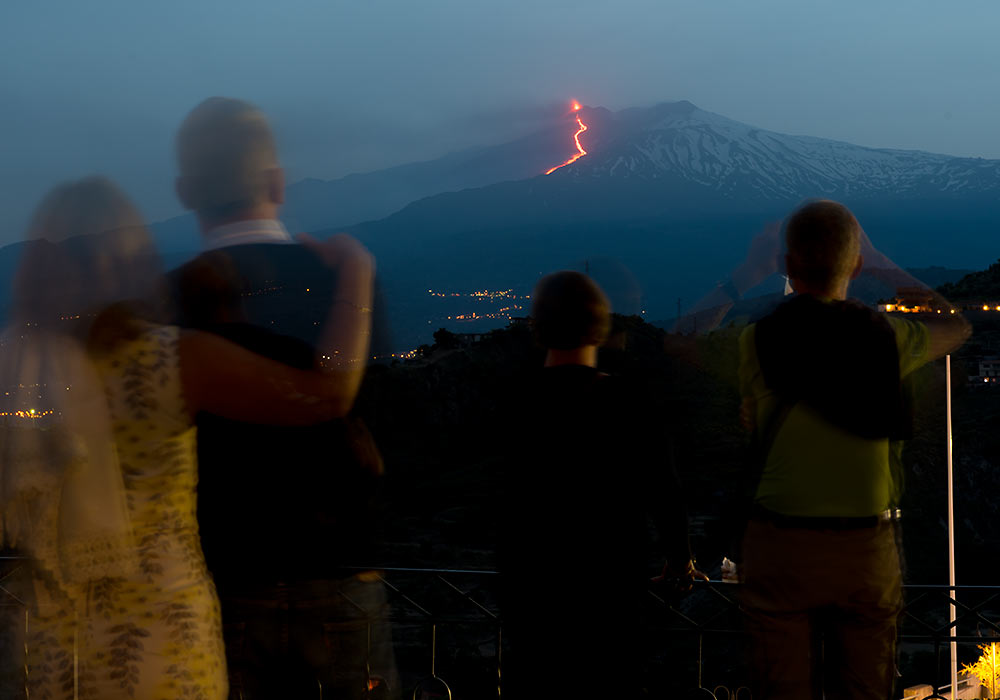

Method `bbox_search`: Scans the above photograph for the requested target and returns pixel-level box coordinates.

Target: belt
[752,505,901,531]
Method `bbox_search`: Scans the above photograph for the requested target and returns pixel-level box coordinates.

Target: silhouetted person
[171,98,397,700]
[499,270,702,699]
[737,200,970,700]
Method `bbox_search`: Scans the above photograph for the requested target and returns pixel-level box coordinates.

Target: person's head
[175,97,284,227]
[13,176,164,338]
[532,271,611,351]
[784,199,863,298]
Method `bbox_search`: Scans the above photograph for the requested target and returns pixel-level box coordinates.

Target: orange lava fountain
[545,101,589,175]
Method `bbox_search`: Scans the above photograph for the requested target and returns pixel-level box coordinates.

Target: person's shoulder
[885,314,931,368]
[94,321,180,371]
[600,371,658,420]
[129,321,180,351]
[227,241,320,262]
[884,314,924,334]
[227,242,332,282]
[596,369,635,396]
[884,314,928,350]
[173,242,320,270]
[169,248,238,289]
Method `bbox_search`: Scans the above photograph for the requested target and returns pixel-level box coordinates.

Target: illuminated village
[880,286,1000,386]
[879,286,1000,315]
[428,288,528,323]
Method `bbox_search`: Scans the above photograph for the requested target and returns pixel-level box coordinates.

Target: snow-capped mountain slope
[331,100,1000,345]
[151,100,1000,255]
[567,101,1000,201]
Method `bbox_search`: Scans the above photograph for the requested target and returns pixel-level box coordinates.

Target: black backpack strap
[726,399,795,563]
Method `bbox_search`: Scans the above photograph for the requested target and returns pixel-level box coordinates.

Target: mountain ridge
[148,100,1000,255]
[561,101,1000,201]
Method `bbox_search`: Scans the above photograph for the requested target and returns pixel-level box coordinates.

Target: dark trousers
[740,519,902,700]
[502,571,645,699]
[222,573,399,700]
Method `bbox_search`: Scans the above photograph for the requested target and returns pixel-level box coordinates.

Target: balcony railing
[4,557,1000,700]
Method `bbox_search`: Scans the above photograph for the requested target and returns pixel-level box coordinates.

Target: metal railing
[330,569,1000,699]
[5,557,1000,699]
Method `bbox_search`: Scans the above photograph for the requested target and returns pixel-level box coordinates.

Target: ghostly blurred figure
[1,177,374,699]
[172,97,397,700]
[571,257,643,317]
[0,178,145,698]
[499,271,702,699]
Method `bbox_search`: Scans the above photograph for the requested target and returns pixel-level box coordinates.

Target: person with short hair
[737,200,970,699]
[171,97,396,700]
[500,270,702,699]
[531,269,612,353]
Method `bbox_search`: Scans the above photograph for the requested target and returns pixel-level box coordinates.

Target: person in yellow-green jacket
[736,200,970,700]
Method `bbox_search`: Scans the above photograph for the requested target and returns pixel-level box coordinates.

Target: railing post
[496,624,502,700]
[698,631,704,690]
[946,354,957,700]
[23,608,28,700]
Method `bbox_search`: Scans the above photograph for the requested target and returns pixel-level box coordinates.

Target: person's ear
[267,168,285,206]
[850,253,864,280]
[784,252,797,279]
[175,176,196,210]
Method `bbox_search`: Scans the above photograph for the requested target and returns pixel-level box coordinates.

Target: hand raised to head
[733,221,784,292]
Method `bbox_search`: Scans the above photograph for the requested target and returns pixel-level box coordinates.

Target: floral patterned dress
[25,325,226,699]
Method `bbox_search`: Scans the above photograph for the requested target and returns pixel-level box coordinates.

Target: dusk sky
[3,0,999,245]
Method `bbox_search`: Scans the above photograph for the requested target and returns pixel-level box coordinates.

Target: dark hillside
[939,259,1000,299]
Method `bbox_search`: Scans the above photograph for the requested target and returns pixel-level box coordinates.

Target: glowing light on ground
[545,100,589,175]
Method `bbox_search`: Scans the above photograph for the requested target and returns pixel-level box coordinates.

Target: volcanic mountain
[305,101,1000,345]
[341,100,1000,242]
[152,99,1000,262]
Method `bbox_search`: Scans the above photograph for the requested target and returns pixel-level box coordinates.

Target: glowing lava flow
[545,101,588,175]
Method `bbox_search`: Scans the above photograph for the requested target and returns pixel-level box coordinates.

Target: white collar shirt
[202,219,294,251]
